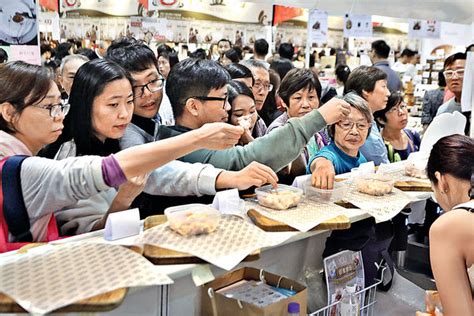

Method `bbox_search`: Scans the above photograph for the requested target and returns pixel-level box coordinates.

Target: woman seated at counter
[307,92,372,185]
[267,68,324,182]
[373,92,420,162]
[427,134,473,316]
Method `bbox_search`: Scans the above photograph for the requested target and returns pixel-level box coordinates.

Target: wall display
[38,11,60,40]
[307,9,328,45]
[130,17,172,42]
[344,14,373,38]
[408,19,441,38]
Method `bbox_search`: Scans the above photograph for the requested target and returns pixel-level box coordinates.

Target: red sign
[272,5,304,26]
[40,0,59,12]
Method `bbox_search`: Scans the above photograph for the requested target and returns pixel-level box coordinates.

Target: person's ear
[435,171,449,194]
[275,95,286,112]
[184,98,200,117]
[0,102,17,124]
[361,89,370,100]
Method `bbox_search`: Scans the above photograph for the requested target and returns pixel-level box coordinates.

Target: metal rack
[309,268,386,316]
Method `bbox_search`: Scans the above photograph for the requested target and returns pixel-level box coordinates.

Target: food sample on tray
[165,204,220,236]
[355,174,395,196]
[404,161,428,179]
[255,184,303,210]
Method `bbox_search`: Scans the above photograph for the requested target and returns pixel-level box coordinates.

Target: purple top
[101,155,127,188]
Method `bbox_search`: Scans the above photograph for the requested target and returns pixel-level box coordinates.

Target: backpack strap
[1,155,33,242]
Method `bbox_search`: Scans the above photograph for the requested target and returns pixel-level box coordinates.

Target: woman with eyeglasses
[0,61,69,158]
[307,92,372,179]
[374,92,420,163]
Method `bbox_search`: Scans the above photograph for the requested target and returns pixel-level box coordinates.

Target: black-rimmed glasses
[34,102,70,118]
[133,78,165,99]
[188,96,228,109]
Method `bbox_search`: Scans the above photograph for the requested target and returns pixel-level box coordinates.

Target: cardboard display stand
[200,267,307,316]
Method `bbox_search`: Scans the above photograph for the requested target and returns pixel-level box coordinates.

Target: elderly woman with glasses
[374,92,420,163]
[307,92,372,187]
[0,61,69,159]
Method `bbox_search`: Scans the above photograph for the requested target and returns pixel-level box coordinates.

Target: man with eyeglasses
[158,58,351,172]
[106,38,279,215]
[240,59,273,138]
[436,52,466,116]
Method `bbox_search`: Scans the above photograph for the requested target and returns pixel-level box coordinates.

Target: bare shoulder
[430,209,474,240]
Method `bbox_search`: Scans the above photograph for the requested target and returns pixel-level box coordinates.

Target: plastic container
[304,180,350,202]
[164,204,220,236]
[255,184,303,210]
[288,301,300,316]
[339,284,360,316]
[355,173,395,196]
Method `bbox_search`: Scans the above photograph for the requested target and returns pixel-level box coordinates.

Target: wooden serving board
[143,215,260,265]
[0,245,143,313]
[0,289,127,313]
[394,180,432,192]
[247,209,351,232]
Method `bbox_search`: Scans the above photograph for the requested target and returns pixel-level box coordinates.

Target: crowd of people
[0,35,472,315]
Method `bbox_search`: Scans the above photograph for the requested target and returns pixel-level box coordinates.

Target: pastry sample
[255,185,303,210]
[355,174,394,196]
[165,204,220,237]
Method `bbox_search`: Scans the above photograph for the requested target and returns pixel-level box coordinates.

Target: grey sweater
[19,156,109,241]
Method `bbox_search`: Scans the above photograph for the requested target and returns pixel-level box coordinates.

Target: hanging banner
[155,0,272,25]
[408,19,441,38]
[148,0,180,10]
[307,9,328,44]
[61,0,140,17]
[343,14,372,38]
[39,0,58,12]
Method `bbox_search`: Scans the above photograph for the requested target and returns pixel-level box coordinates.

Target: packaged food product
[164,204,220,236]
[355,174,394,196]
[304,180,349,202]
[255,184,303,210]
[404,161,428,179]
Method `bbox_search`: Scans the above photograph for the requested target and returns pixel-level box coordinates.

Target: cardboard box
[200,267,307,316]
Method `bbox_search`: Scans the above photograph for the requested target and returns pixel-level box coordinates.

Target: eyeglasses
[337,120,370,131]
[133,78,164,99]
[188,95,228,109]
[388,103,408,114]
[34,102,70,118]
[443,69,464,79]
[253,82,273,92]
